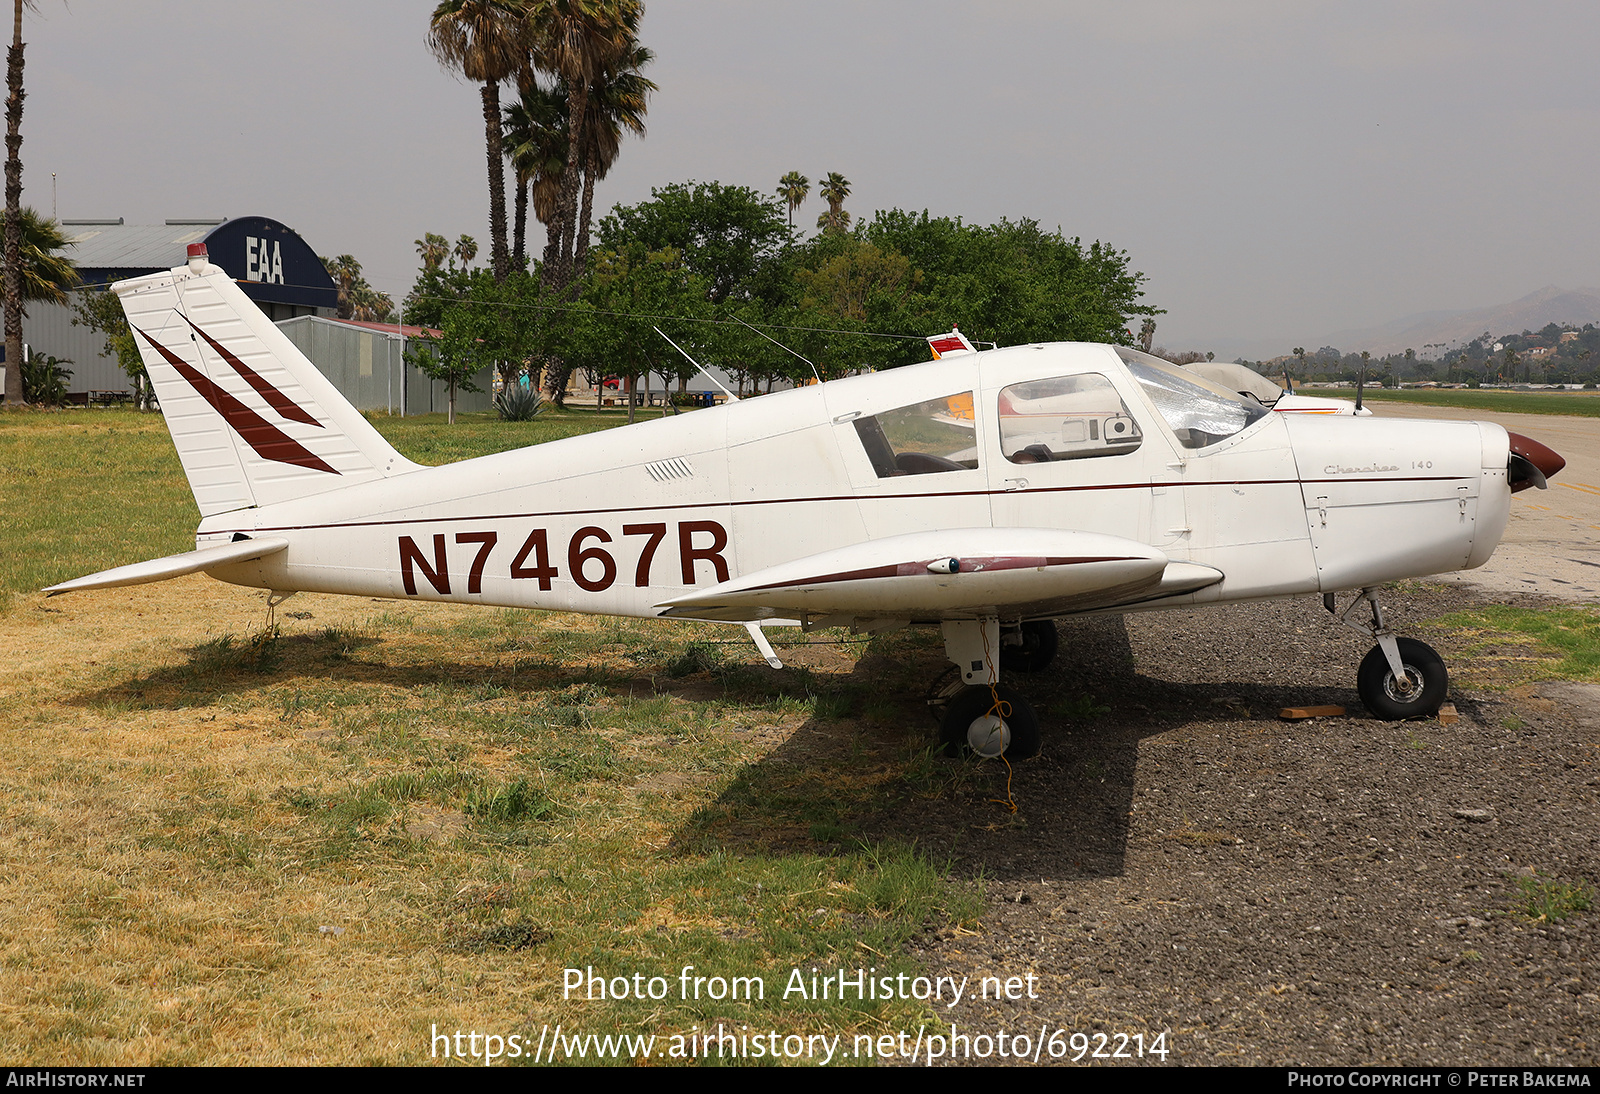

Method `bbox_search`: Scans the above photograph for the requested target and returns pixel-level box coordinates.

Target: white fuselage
[194,343,1512,625]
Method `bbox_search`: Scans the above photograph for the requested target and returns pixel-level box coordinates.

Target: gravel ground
[877,585,1600,1066]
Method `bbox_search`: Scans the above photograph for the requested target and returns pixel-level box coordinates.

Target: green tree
[412,271,541,424]
[596,181,789,304]
[566,244,707,422]
[404,232,476,328]
[428,0,532,281]
[852,210,1158,368]
[72,285,151,408]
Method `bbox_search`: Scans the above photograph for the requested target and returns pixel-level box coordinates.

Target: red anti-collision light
[187,243,208,259]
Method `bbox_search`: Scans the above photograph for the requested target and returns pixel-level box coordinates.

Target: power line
[405,294,932,342]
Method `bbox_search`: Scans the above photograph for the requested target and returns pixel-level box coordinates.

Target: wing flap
[656,528,1183,621]
[43,537,290,596]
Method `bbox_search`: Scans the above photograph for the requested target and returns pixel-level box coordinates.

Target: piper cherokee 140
[46,244,1567,760]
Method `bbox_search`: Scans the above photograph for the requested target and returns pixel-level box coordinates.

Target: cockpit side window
[1115,347,1269,450]
[853,392,980,477]
[998,373,1142,464]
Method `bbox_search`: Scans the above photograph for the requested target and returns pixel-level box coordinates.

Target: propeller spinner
[1507,432,1565,493]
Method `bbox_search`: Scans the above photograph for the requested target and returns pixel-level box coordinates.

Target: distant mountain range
[1319,286,1600,357]
[1199,286,1600,363]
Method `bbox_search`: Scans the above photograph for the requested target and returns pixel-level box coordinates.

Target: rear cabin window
[853,392,980,477]
[998,374,1143,463]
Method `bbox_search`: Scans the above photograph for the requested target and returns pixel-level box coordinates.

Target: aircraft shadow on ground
[670,614,1363,882]
[67,611,1363,885]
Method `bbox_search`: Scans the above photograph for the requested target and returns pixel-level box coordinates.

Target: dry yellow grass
[1,576,977,1065]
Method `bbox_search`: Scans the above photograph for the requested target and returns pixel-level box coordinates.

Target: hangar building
[12,214,338,395]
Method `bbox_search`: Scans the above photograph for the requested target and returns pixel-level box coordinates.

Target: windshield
[1115,347,1268,449]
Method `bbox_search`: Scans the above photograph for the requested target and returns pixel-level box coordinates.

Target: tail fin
[115,248,418,517]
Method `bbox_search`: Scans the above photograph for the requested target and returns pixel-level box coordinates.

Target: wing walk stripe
[181,315,323,427]
[135,327,340,475]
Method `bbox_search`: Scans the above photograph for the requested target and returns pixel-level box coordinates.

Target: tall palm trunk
[574,142,598,273]
[512,177,528,270]
[3,0,25,406]
[547,82,588,288]
[481,80,509,281]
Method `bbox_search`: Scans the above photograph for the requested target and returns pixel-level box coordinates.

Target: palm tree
[453,233,479,268]
[415,232,450,272]
[571,40,653,269]
[428,0,532,282]
[503,82,568,269]
[319,253,392,323]
[817,171,851,234]
[0,207,76,312]
[777,171,808,233]
[527,0,638,288]
[3,0,37,406]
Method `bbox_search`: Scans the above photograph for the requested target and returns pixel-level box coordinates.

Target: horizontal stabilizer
[43,537,290,596]
[656,528,1182,622]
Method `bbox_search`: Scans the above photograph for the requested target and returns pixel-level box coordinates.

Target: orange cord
[979,623,1018,814]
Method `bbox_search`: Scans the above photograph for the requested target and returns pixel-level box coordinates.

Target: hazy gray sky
[24,1,1600,356]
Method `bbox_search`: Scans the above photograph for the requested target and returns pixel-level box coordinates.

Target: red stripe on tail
[135,327,339,475]
[181,314,322,428]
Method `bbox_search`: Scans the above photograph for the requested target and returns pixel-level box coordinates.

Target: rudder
[115,245,418,517]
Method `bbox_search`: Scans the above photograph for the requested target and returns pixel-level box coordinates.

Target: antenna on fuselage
[733,316,821,383]
[654,326,739,403]
[1355,351,1368,412]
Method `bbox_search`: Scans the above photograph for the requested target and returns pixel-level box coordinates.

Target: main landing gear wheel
[1001,620,1059,674]
[1357,637,1448,720]
[940,684,1040,760]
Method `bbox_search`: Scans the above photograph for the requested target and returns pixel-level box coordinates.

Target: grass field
[1319,386,1600,417]
[0,404,999,1066]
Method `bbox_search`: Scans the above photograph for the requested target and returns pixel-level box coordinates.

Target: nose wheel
[1330,588,1450,719]
[1356,637,1448,720]
[933,617,1043,759]
[939,684,1041,760]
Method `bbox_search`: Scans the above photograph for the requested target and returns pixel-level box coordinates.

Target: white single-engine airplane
[48,245,1567,759]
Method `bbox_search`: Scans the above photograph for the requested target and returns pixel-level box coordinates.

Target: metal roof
[59,219,224,271]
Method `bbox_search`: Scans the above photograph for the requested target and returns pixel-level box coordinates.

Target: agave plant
[495,381,544,421]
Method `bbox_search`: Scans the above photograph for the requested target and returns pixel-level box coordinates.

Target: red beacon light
[186,243,208,272]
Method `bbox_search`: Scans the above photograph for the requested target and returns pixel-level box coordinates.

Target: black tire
[1001,620,1059,674]
[1357,638,1448,720]
[939,684,1041,760]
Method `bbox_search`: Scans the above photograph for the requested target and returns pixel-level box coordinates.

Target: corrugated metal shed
[275,316,493,417]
